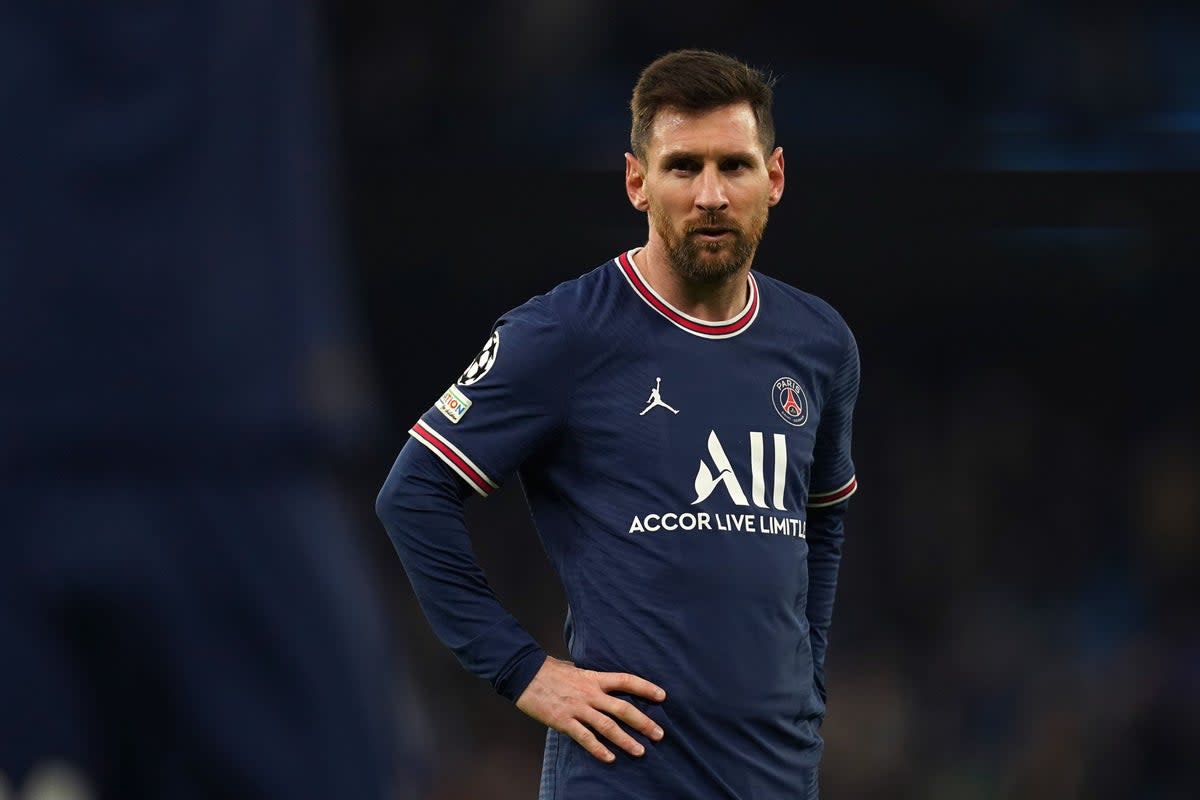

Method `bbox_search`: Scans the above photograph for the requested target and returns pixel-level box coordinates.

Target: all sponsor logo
[628,430,807,538]
[692,430,788,510]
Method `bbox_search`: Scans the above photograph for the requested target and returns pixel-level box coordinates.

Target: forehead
[647,102,761,160]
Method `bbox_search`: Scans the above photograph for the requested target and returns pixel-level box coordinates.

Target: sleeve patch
[435,385,473,424]
[457,330,500,386]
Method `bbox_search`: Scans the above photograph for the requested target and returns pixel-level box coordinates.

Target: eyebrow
[657,149,758,165]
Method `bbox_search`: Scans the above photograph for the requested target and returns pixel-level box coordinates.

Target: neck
[633,243,752,322]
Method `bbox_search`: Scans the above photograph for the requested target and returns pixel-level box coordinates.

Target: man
[377,49,860,798]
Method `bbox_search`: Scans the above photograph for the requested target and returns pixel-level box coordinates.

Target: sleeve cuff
[409,420,499,497]
[493,645,548,702]
[807,475,857,508]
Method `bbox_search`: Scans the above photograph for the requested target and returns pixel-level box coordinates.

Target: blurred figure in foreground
[0,1,411,797]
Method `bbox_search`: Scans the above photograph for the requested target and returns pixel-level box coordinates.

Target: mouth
[691,226,735,241]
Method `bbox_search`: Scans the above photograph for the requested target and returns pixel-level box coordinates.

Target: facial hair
[649,199,769,286]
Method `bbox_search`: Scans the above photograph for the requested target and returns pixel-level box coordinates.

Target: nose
[694,165,728,213]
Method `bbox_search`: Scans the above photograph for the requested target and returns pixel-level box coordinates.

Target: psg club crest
[771,377,809,426]
[458,330,500,386]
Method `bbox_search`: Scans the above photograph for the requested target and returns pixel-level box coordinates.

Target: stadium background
[5,1,1197,798]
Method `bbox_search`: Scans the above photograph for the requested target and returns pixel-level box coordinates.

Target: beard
[649,200,769,285]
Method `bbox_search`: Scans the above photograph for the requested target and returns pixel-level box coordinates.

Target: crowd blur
[327,0,1200,173]
[2,1,1195,799]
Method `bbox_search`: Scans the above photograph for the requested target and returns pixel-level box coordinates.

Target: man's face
[627,103,784,284]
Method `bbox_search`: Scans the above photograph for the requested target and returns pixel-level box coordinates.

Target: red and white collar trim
[617,249,759,340]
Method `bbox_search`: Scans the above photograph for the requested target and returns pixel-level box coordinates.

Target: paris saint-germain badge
[771,376,809,426]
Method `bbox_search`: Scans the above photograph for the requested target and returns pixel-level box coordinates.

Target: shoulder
[754,271,857,350]
[482,257,624,368]
[498,255,626,336]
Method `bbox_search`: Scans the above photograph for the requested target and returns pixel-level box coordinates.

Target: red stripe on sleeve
[411,422,495,496]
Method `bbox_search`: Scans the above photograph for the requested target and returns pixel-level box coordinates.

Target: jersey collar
[617,249,759,340]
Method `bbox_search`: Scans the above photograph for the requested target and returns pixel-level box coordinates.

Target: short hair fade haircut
[629,49,777,161]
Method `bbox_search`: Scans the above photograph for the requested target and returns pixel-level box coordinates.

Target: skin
[626,102,785,320]
[516,656,666,763]
[514,101,786,763]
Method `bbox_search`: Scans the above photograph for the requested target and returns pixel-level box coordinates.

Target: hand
[516,655,666,763]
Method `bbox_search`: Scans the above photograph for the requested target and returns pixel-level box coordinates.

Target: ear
[766,146,785,207]
[625,152,649,211]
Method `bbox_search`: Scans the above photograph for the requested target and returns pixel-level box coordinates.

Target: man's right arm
[375,436,546,700]
[376,438,666,761]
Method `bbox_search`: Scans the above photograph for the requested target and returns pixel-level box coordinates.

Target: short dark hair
[630,49,777,161]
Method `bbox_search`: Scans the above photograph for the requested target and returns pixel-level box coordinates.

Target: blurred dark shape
[0,0,420,797]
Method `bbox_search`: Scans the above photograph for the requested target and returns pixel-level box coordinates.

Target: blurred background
[3,1,1197,799]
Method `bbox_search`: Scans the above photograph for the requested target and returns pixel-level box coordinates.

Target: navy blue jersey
[402,249,859,798]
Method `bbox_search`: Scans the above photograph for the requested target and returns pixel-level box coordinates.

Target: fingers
[566,707,655,763]
[596,671,667,703]
[582,707,646,759]
[596,694,665,743]
[563,719,615,763]
[515,660,668,764]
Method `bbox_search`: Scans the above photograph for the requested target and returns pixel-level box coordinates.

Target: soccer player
[376,48,860,798]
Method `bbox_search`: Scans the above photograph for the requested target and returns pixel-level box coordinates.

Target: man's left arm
[805,330,861,704]
[804,500,849,704]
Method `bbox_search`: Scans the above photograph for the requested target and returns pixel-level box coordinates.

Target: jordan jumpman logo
[640,377,680,415]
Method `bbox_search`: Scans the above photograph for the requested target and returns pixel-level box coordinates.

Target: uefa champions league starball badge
[458,330,500,386]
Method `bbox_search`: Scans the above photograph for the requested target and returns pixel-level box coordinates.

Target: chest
[566,330,834,513]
